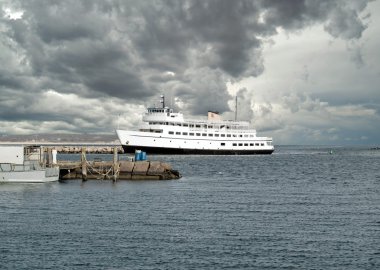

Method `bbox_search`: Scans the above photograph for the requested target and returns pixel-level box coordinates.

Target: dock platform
[54,146,181,181]
[58,160,181,180]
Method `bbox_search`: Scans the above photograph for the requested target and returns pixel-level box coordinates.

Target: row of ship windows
[149,122,245,130]
[168,131,255,137]
[159,141,267,147]
[230,142,265,147]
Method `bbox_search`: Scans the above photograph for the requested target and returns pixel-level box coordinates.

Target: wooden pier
[56,147,181,181]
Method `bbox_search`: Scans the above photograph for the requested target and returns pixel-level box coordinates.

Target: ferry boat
[116,96,274,155]
[0,145,59,183]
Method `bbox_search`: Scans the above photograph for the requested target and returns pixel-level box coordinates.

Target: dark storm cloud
[0,0,372,134]
[113,0,369,114]
[0,110,61,122]
[261,0,368,39]
[4,0,370,88]
[128,1,190,73]
[0,72,24,90]
[33,7,107,44]
[49,40,148,98]
[174,68,231,115]
[183,0,262,77]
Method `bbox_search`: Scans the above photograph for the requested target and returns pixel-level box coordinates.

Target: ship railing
[188,127,256,133]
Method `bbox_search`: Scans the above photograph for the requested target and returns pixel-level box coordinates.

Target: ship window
[255,143,259,146]
[168,131,174,135]
[221,143,225,146]
[221,134,225,137]
[196,133,201,136]
[250,143,254,146]
[208,134,213,137]
[189,133,194,136]
[238,143,243,146]
[196,125,201,128]
[250,135,254,137]
[208,125,213,129]
[183,124,188,127]
[233,143,237,146]
[268,141,272,146]
[244,135,248,137]
[190,124,194,128]
[239,135,243,137]
[261,143,264,146]
[202,133,207,136]
[227,134,231,137]
[183,132,188,135]
[176,132,181,135]
[215,134,219,137]
[176,123,181,126]
[244,143,248,146]
[233,134,237,137]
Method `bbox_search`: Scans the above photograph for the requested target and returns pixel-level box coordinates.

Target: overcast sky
[1,0,379,145]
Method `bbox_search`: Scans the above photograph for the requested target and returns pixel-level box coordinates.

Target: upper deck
[143,106,250,129]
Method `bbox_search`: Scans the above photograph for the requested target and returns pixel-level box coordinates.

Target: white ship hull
[117,130,274,155]
[0,168,59,183]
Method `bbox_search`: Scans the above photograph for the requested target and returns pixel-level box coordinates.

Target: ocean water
[0,146,379,269]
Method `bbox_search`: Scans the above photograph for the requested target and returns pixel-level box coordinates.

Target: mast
[160,95,165,108]
[235,95,237,121]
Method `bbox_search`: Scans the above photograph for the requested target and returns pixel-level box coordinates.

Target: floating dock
[58,160,181,181]
[52,147,181,181]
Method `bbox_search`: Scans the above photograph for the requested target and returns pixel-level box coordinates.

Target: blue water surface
[0,146,379,269]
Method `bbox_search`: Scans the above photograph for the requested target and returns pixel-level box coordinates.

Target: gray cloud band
[0,0,371,135]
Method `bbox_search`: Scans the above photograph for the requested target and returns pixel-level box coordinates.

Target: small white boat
[0,145,59,183]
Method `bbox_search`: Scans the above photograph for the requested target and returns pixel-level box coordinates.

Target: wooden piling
[113,146,118,182]
[81,147,87,181]
[46,147,53,167]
